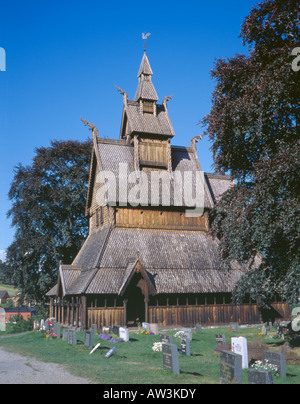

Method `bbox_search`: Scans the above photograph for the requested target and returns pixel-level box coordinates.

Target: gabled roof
[0,290,10,298]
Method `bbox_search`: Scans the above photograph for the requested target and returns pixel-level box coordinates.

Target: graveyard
[0,323,300,384]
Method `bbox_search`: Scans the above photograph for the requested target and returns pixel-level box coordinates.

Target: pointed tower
[118,51,175,171]
[134,51,159,113]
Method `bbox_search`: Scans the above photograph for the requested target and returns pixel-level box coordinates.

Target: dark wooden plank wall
[87,307,125,329]
[52,301,291,329]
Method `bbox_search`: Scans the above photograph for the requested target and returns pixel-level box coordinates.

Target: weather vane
[142,33,151,51]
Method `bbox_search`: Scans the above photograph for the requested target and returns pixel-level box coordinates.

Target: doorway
[124,273,146,326]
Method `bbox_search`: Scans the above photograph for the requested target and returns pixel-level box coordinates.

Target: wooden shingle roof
[50,226,242,296]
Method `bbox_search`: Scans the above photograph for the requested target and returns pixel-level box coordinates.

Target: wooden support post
[81,296,87,330]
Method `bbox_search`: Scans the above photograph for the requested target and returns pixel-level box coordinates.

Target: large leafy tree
[203,0,300,307]
[5,139,92,302]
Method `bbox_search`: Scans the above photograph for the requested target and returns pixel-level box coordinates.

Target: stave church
[47,47,290,329]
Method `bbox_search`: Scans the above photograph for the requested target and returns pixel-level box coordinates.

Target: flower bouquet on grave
[98,333,124,343]
[45,329,57,339]
[174,330,185,342]
[250,360,279,377]
[152,342,163,352]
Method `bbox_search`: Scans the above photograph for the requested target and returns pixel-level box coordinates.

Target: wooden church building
[47,50,290,329]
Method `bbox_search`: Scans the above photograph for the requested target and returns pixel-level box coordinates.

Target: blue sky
[0,0,257,254]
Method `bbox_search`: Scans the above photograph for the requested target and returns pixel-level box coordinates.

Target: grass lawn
[0,326,299,384]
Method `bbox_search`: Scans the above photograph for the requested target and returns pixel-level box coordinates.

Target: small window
[143,101,154,114]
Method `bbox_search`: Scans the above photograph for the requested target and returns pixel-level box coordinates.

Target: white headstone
[0,308,6,332]
[142,322,150,332]
[119,327,129,342]
[231,337,248,369]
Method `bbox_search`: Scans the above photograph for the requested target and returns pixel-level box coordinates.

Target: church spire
[134,51,159,102]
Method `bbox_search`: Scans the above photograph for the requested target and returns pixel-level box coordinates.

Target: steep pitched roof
[134,51,158,101]
[124,101,175,137]
[87,139,214,209]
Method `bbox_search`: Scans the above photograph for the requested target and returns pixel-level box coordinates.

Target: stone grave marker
[195,324,202,333]
[68,329,77,345]
[229,322,239,332]
[105,346,116,358]
[263,351,286,378]
[149,323,159,335]
[85,331,94,348]
[0,308,6,332]
[62,328,69,341]
[162,343,180,374]
[181,328,192,340]
[262,325,268,336]
[160,334,174,344]
[220,350,243,385]
[277,325,285,340]
[179,337,191,356]
[231,337,249,369]
[248,369,273,385]
[119,327,129,342]
[53,322,61,339]
[91,324,97,334]
[112,325,121,337]
[216,334,226,346]
[142,322,150,332]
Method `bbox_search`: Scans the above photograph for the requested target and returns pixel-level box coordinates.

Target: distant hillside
[0,283,20,298]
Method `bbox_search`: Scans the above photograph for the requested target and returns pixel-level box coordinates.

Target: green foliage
[7,315,34,334]
[202,0,300,306]
[5,139,92,302]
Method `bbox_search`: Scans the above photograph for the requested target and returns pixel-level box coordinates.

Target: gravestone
[262,325,268,336]
[231,337,249,369]
[160,334,174,344]
[229,322,239,332]
[216,334,226,346]
[62,328,69,341]
[53,323,61,339]
[85,331,94,348]
[181,328,192,340]
[0,308,6,332]
[162,343,180,374]
[119,327,129,342]
[68,329,77,345]
[105,346,116,358]
[149,323,159,335]
[263,351,286,377]
[220,350,243,385]
[112,325,121,336]
[142,322,150,332]
[277,326,285,340]
[248,369,273,385]
[179,337,191,356]
[195,324,202,333]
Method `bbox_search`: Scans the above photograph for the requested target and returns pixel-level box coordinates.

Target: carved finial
[80,117,99,137]
[191,135,203,151]
[115,85,128,105]
[163,95,174,109]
